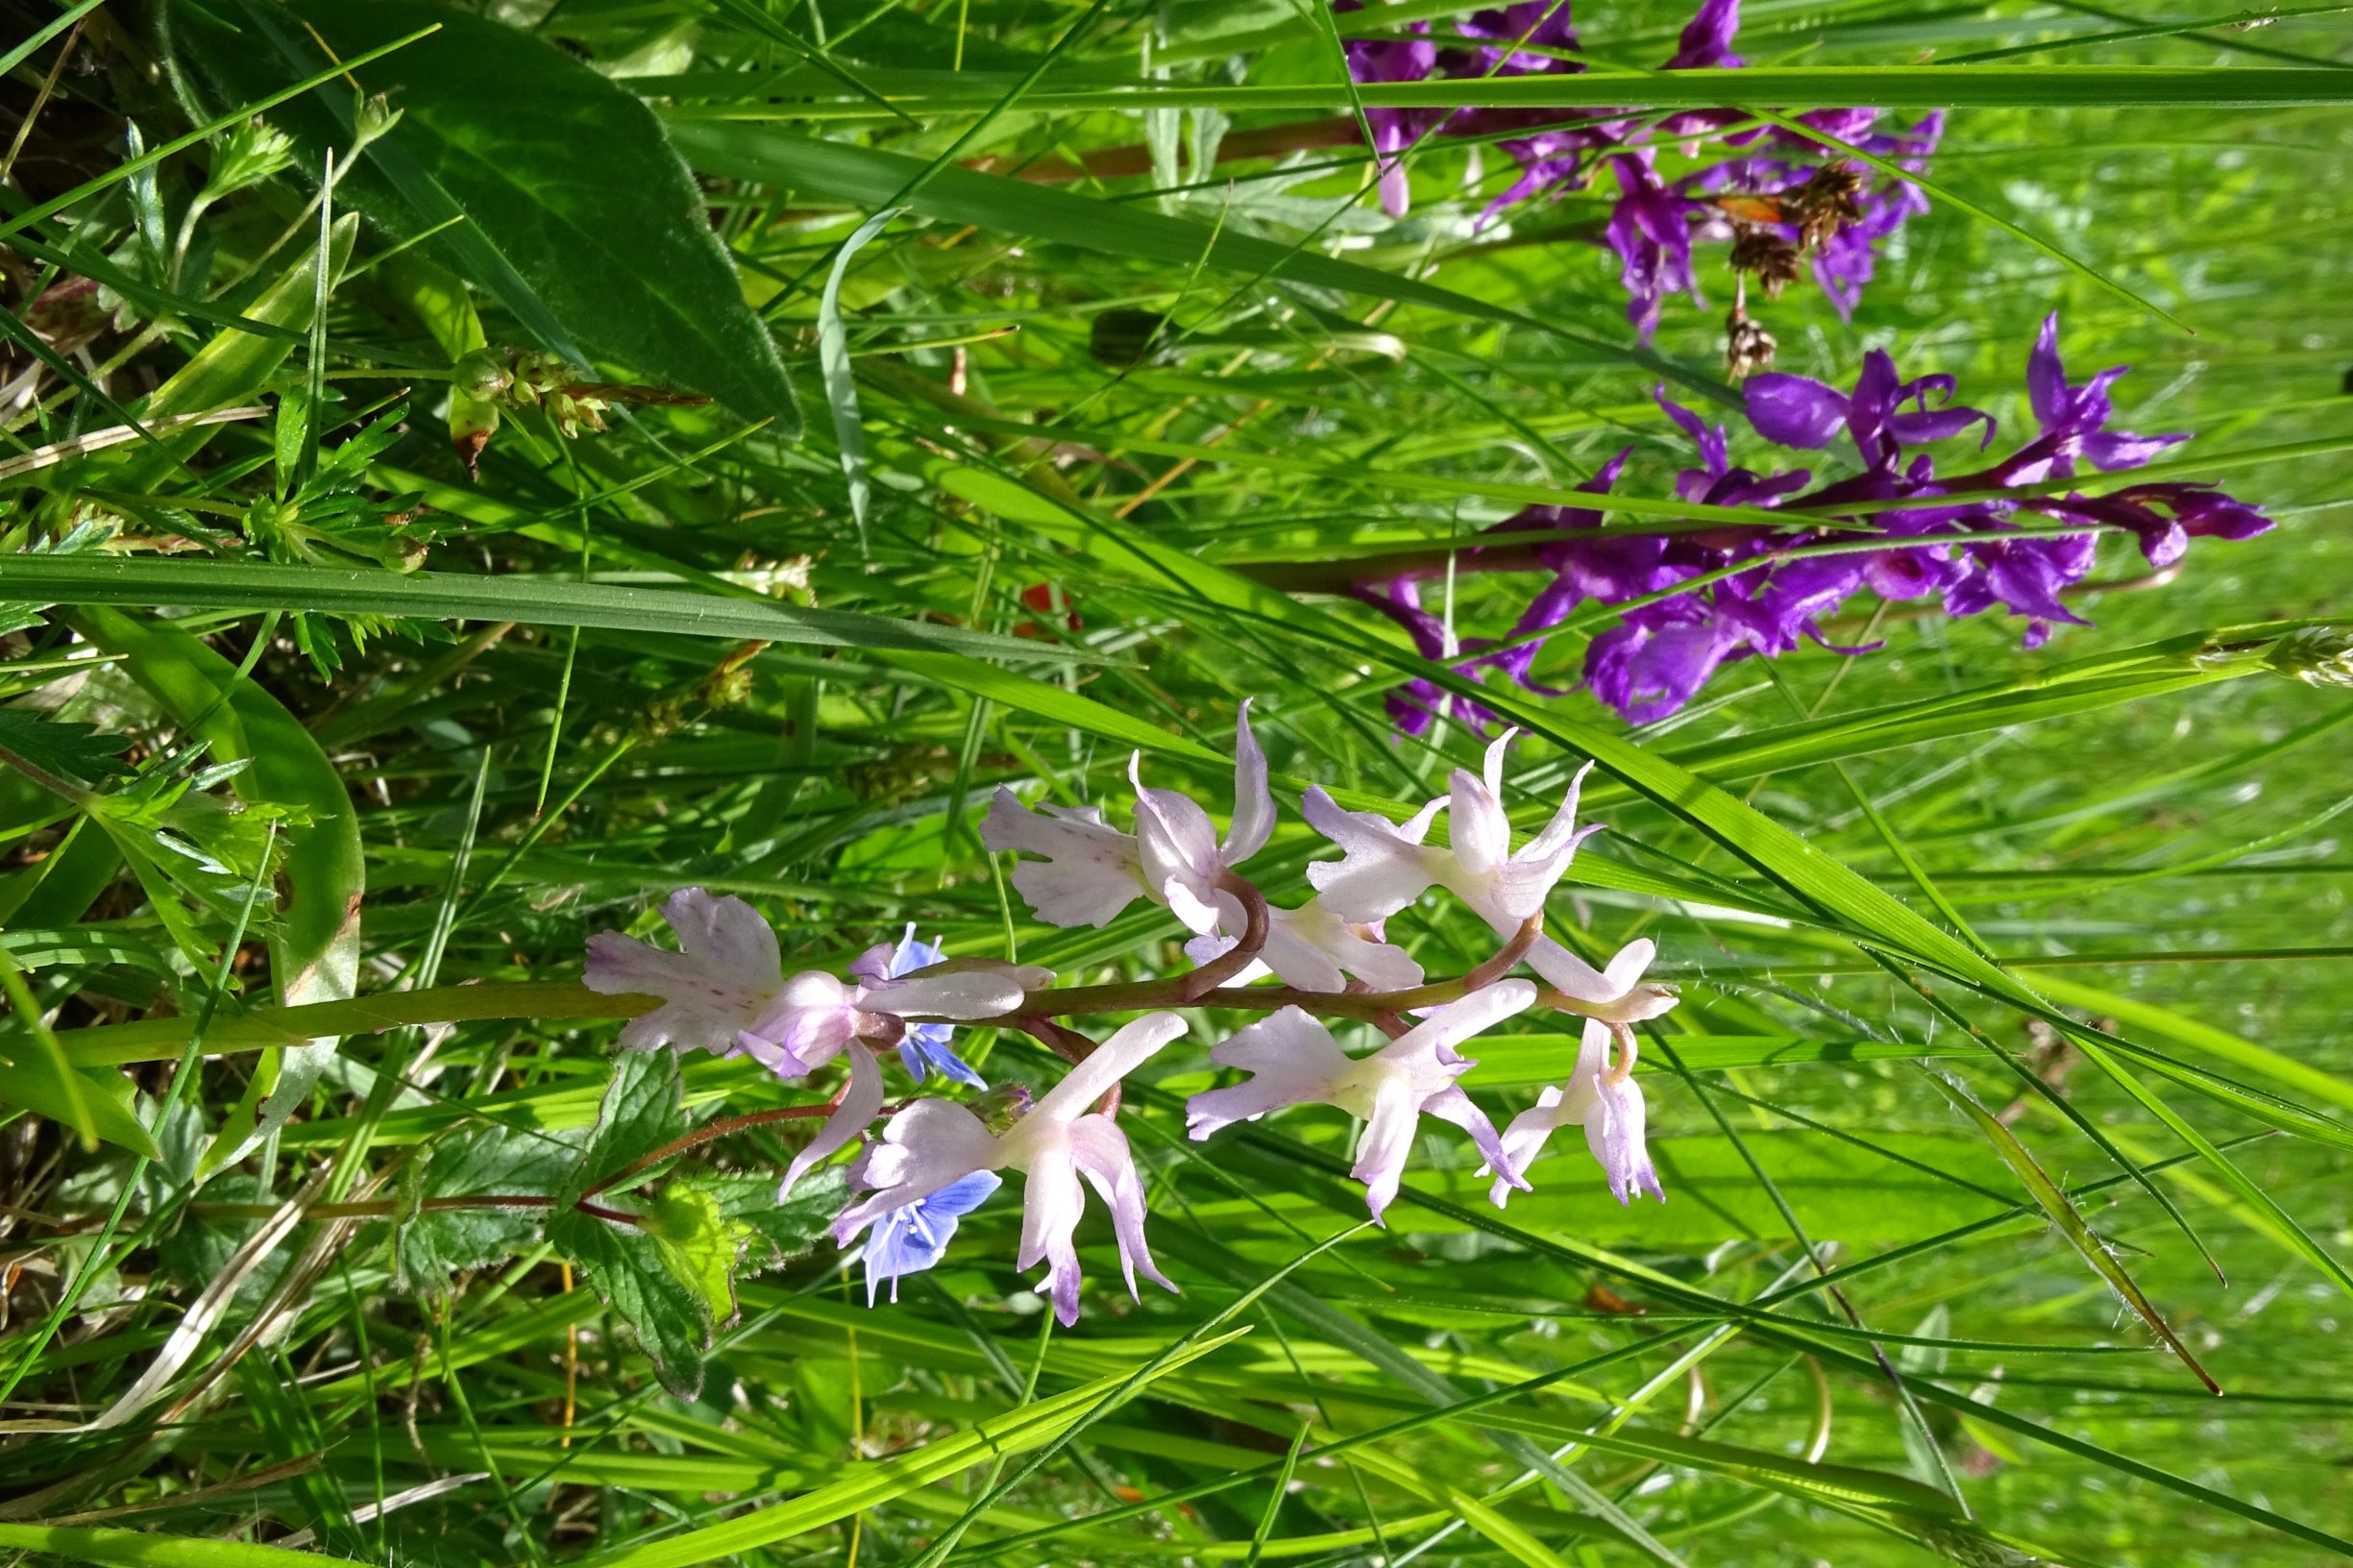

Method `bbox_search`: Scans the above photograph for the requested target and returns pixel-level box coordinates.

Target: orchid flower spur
[833,1013,1187,1324]
[1488,1017,1663,1207]
[1185,982,1537,1223]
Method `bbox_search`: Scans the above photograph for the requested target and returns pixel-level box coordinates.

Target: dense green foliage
[2,0,2351,1563]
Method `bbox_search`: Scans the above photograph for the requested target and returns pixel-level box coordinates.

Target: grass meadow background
[2,0,2352,1562]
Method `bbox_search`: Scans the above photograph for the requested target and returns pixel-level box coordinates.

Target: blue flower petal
[859,1171,1002,1305]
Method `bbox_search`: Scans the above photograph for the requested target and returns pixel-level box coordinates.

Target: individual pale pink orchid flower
[980,701,1272,930]
[584,888,783,1055]
[1486,1017,1663,1207]
[831,1013,1187,1325]
[1303,731,1599,928]
[1183,901,1427,994]
[1185,981,1536,1223]
[757,944,1053,1193]
[1302,736,1678,1020]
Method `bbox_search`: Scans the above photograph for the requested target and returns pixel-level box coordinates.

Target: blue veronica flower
[881,924,990,1089]
[857,1170,1002,1305]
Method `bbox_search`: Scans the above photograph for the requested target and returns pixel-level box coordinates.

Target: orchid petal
[1302,787,1446,920]
[783,1041,884,1192]
[1034,1011,1188,1124]
[1222,698,1276,865]
[1069,1115,1176,1297]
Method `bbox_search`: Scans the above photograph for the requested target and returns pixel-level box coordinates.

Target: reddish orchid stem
[1460,913,1544,993]
[584,1096,882,1198]
[1179,872,1273,1002]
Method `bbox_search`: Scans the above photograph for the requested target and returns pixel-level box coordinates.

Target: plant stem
[581,1102,837,1198]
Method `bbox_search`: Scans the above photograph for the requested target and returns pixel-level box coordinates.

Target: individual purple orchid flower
[870,924,990,1089]
[1745,349,1995,472]
[2022,312,2187,478]
[584,888,783,1056]
[856,1170,1002,1305]
[1487,1017,1663,1206]
[833,1013,1188,1325]
[1605,156,1705,341]
[1185,983,1536,1223]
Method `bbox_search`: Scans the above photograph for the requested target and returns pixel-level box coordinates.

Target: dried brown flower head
[1725,309,1777,383]
[1790,160,1867,252]
[1728,227,1803,300]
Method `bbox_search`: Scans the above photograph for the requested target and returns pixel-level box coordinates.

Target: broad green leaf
[545,1050,705,1392]
[389,1125,580,1293]
[164,0,800,428]
[547,1200,712,1400]
[708,1169,846,1276]
[562,1049,691,1199]
[642,1183,742,1328]
[72,606,363,1162]
[66,614,365,994]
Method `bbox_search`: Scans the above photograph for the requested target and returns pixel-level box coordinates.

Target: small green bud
[453,348,512,403]
[353,93,404,153]
[974,1083,1034,1136]
[244,496,298,551]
